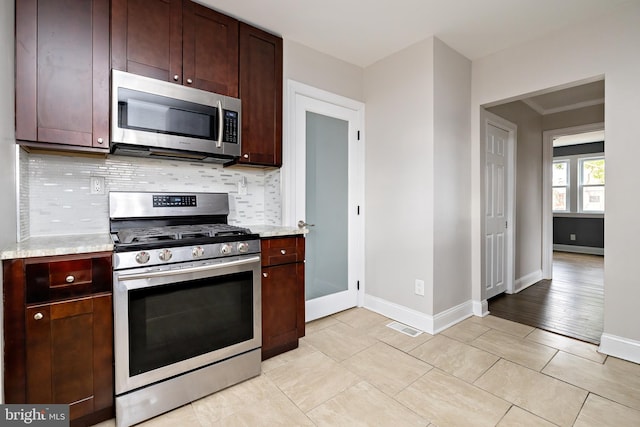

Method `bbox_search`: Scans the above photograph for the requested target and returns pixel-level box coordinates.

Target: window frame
[552,159,570,213]
[552,152,605,216]
[579,155,605,213]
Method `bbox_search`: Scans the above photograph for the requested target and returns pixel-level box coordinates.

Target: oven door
[113,255,261,395]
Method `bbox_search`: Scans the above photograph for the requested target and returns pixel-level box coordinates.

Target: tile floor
[97,308,640,426]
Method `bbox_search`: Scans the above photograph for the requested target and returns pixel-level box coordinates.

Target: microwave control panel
[223,110,239,144]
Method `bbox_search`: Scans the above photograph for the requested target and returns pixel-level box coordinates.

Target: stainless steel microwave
[111,70,241,164]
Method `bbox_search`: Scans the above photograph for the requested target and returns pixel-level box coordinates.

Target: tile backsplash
[19,150,281,239]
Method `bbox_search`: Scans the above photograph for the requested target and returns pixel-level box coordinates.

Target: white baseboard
[473,299,489,317]
[599,333,640,364]
[513,269,543,293]
[363,294,473,335]
[553,244,604,256]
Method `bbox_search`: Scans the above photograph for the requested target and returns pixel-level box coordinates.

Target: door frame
[481,109,517,301]
[283,80,366,318]
[541,122,604,279]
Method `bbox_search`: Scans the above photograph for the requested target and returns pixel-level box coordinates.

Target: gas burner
[114,224,252,245]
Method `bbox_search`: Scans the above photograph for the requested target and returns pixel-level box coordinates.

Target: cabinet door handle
[280,249,286,255]
[66,275,75,283]
[262,272,268,278]
[243,154,249,159]
[34,312,44,320]
[186,78,193,85]
[173,75,179,81]
[97,137,104,144]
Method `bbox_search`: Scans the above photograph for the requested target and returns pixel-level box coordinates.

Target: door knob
[298,220,315,228]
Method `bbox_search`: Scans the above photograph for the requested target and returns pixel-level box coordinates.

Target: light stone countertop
[245,225,308,238]
[0,233,114,260]
[0,226,305,260]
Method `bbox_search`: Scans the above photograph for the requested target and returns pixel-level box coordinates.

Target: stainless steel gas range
[109,191,261,427]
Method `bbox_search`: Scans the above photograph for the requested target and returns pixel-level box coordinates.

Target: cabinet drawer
[261,237,304,266]
[25,253,112,304]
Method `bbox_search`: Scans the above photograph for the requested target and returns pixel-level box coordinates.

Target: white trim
[513,269,543,293]
[543,98,604,116]
[599,333,640,364]
[473,299,489,317]
[364,294,435,334]
[433,301,474,334]
[364,295,473,335]
[481,110,517,297]
[285,79,366,317]
[521,98,545,115]
[553,245,604,256]
[542,122,604,279]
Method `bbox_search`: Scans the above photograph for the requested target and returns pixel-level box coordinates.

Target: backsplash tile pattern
[22,151,281,238]
[19,148,30,241]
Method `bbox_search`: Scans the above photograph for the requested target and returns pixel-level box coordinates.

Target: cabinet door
[239,23,283,166]
[183,0,239,96]
[16,0,109,149]
[111,0,183,82]
[25,294,113,421]
[262,264,300,360]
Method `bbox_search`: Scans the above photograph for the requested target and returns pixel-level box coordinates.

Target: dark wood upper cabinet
[238,23,283,167]
[15,0,110,151]
[111,0,239,96]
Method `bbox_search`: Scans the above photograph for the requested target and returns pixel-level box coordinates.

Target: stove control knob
[135,251,150,264]
[220,244,233,255]
[237,242,249,253]
[193,246,205,258]
[159,249,173,262]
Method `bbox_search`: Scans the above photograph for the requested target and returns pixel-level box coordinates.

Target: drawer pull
[65,275,75,283]
[34,312,44,320]
[263,272,268,278]
[280,250,286,255]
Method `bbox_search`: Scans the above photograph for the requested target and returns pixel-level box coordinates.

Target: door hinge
[357,130,360,140]
[357,205,360,215]
[505,221,508,229]
[357,280,360,290]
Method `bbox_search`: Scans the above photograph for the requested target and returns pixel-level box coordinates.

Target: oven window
[128,271,253,376]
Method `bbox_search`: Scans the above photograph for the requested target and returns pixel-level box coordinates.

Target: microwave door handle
[216,100,223,148]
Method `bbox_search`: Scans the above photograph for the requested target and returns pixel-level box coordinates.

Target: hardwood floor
[488,251,604,344]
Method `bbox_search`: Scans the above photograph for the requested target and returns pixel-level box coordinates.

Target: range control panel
[153,195,197,207]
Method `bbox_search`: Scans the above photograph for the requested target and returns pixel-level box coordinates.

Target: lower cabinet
[261,236,305,360]
[3,252,114,427]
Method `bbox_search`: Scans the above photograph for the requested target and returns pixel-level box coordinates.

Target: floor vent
[386,321,422,337]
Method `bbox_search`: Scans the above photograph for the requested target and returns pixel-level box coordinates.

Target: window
[552,154,605,214]
[553,160,569,212]
[580,157,605,212]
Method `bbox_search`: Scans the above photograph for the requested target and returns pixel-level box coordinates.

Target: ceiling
[197,0,630,68]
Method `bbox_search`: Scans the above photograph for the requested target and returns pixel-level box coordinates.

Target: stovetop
[113,223,254,246]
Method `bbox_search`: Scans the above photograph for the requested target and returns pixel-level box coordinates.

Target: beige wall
[543,104,604,131]
[472,1,640,359]
[283,39,364,102]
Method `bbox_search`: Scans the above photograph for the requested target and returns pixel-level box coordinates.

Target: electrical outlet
[90,176,105,195]
[570,234,576,241]
[238,180,248,196]
[414,279,425,296]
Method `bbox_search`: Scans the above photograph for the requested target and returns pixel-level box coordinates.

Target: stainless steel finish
[298,220,315,228]
[237,242,249,253]
[116,256,260,283]
[216,100,223,148]
[158,248,172,262]
[109,191,230,219]
[173,75,179,81]
[220,243,232,255]
[34,312,43,320]
[135,251,150,265]
[111,70,241,160]
[186,78,193,84]
[114,240,260,270]
[115,349,261,427]
[65,275,75,283]
[113,255,261,395]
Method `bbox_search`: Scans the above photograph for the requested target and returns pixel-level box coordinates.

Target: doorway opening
[483,78,605,344]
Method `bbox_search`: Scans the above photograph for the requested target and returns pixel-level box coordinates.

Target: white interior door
[484,120,513,298]
[286,82,364,322]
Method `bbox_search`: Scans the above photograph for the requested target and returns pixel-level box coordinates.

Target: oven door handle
[116,256,261,282]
